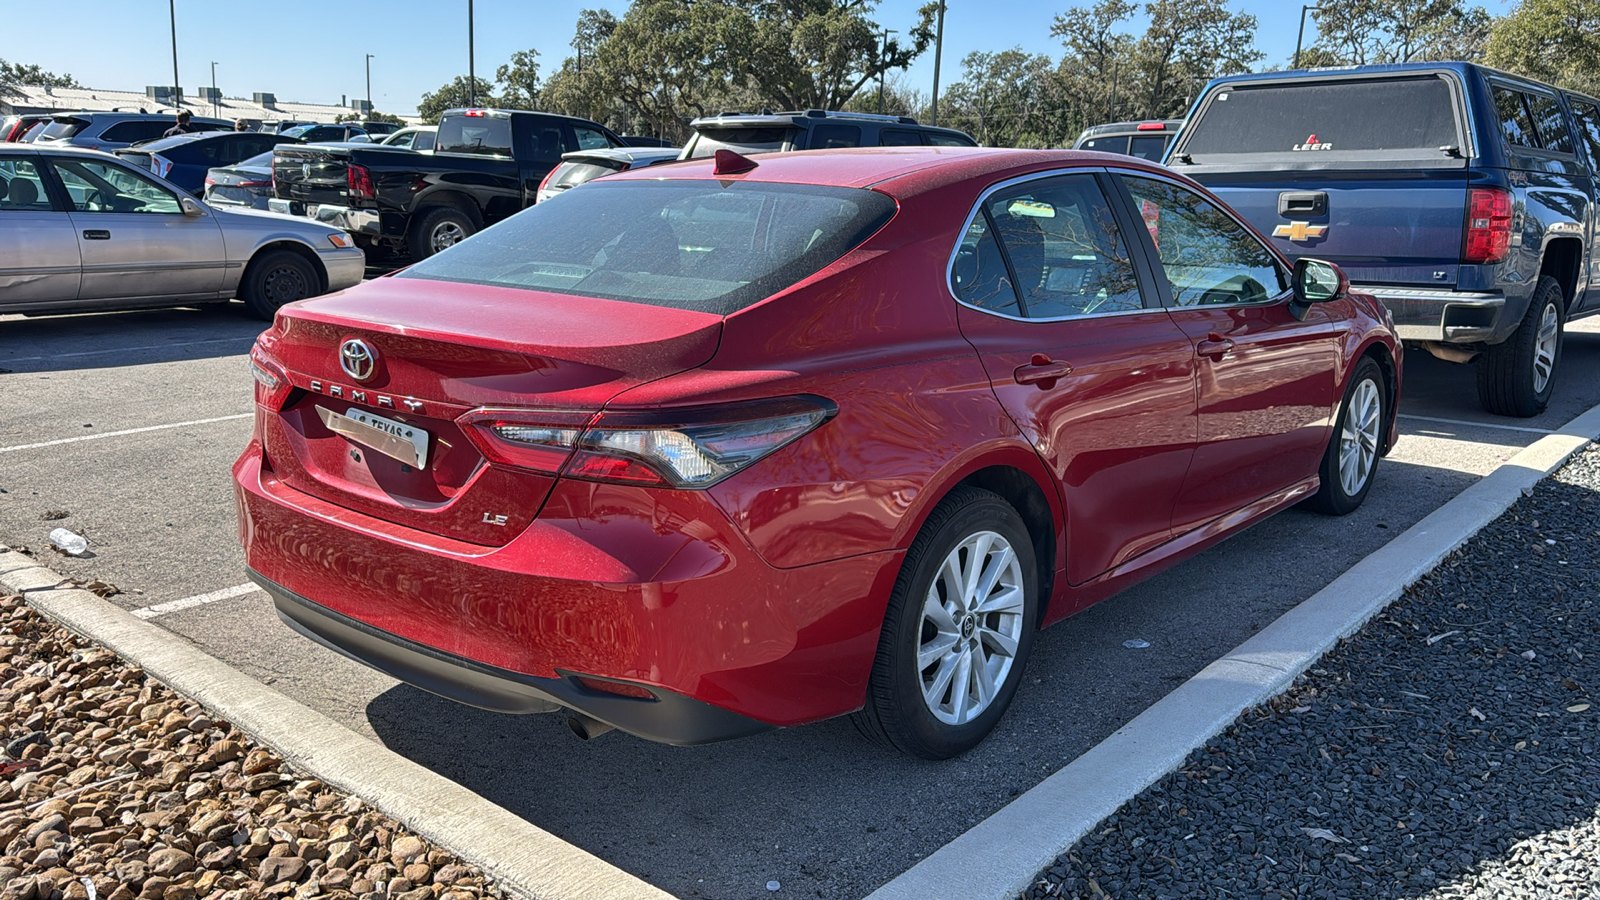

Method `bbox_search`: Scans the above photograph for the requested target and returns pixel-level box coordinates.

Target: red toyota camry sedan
[235,147,1401,759]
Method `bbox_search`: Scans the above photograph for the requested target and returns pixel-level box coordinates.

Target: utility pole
[210,61,218,117]
[169,0,181,106]
[930,1,946,126]
[366,54,375,111]
[878,29,898,115]
[1294,5,1321,69]
[467,0,477,107]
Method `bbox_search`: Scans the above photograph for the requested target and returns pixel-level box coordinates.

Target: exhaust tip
[566,714,616,741]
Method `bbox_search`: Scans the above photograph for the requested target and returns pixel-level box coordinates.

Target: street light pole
[930,1,946,126]
[210,61,218,117]
[366,54,375,111]
[1294,5,1321,69]
[169,0,181,106]
[878,29,898,115]
[467,0,476,107]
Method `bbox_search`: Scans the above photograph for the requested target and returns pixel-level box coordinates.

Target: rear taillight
[536,168,558,197]
[237,180,272,188]
[347,164,375,200]
[249,347,292,410]
[1464,187,1513,264]
[459,396,836,488]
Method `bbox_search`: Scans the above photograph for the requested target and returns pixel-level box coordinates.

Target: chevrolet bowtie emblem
[1273,221,1328,242]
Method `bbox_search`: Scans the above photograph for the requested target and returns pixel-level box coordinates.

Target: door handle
[1014,354,1074,387]
[82,230,111,240]
[1196,335,1235,359]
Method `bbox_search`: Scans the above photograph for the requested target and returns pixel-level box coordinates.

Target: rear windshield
[549,160,621,190]
[686,127,796,158]
[437,115,513,156]
[40,118,91,140]
[1180,76,1462,162]
[400,180,897,315]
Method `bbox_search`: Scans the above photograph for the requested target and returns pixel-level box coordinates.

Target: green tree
[496,49,542,110]
[0,59,81,99]
[734,0,938,111]
[1131,0,1261,118]
[416,76,499,123]
[1308,0,1490,65]
[1486,0,1600,94]
[336,110,406,125]
[940,49,1063,147]
[1052,0,1137,125]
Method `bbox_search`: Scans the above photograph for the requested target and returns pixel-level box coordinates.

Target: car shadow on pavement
[361,460,1480,900]
[0,305,263,374]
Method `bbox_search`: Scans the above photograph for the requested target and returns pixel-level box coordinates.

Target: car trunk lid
[260,278,723,546]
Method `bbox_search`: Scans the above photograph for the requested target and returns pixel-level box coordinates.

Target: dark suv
[1072,119,1184,161]
[682,110,977,158]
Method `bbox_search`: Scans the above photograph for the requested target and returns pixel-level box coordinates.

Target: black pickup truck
[1167,63,1600,417]
[268,108,627,260]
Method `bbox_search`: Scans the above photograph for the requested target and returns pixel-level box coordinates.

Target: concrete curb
[865,401,1600,900]
[0,550,675,900]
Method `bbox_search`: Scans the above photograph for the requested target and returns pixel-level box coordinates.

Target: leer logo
[1295,133,1333,151]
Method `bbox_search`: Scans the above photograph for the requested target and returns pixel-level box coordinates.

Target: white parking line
[132,583,259,620]
[0,414,252,454]
[1398,413,1557,435]
[1,337,255,364]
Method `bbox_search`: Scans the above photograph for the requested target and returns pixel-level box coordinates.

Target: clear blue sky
[10,0,1499,117]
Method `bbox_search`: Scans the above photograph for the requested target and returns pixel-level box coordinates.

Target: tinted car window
[1573,102,1600,167]
[101,121,170,144]
[526,125,564,161]
[926,131,977,147]
[1128,135,1168,161]
[686,127,795,158]
[880,129,923,146]
[574,126,613,151]
[1526,92,1575,154]
[414,131,436,152]
[809,124,861,149]
[981,174,1144,318]
[952,217,1021,316]
[1495,88,1539,149]
[1184,76,1459,158]
[401,180,896,315]
[437,116,514,156]
[40,118,91,140]
[1079,136,1129,154]
[1119,175,1286,307]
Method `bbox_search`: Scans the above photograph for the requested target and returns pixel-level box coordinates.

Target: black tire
[1477,275,1565,418]
[240,250,319,321]
[852,486,1039,759]
[1306,356,1387,516]
[407,206,475,260]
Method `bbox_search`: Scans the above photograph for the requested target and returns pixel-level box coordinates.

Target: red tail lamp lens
[1464,187,1513,264]
[249,347,292,411]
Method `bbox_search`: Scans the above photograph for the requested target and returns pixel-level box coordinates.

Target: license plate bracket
[316,406,430,469]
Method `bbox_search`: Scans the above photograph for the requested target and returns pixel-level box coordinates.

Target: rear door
[1114,171,1343,534]
[1566,98,1600,312]
[44,155,226,302]
[1172,73,1471,287]
[952,170,1198,584]
[0,157,81,307]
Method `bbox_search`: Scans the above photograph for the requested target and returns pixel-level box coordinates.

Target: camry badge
[340,339,377,382]
[1273,221,1328,242]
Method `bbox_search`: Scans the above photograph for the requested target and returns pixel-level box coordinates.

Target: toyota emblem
[340,339,377,381]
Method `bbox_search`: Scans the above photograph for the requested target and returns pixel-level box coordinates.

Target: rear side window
[100,121,169,144]
[40,118,91,140]
[1182,76,1460,161]
[1128,135,1168,161]
[0,160,51,211]
[415,131,436,151]
[880,129,923,146]
[1526,92,1575,154]
[809,124,861,149]
[1079,135,1129,154]
[399,180,896,315]
[526,125,564,162]
[926,131,976,147]
[1573,102,1600,166]
[952,218,1020,316]
[1495,88,1539,149]
[437,115,514,156]
[686,127,795,158]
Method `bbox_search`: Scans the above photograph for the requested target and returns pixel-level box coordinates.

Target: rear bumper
[268,198,382,236]
[1358,286,1514,344]
[254,570,774,745]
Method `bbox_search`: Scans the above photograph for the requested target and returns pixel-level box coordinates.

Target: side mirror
[1292,257,1347,304]
[180,196,205,217]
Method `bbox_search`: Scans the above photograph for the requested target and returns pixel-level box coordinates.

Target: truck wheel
[1306,356,1386,515]
[241,250,319,321]
[408,207,474,259]
[851,486,1038,760]
[1477,275,1565,418]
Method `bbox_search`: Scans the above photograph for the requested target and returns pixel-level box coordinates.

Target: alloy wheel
[917,530,1026,725]
[1338,377,1381,497]
[431,221,467,253]
[1534,302,1559,394]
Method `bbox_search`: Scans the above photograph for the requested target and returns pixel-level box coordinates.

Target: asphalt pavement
[3,303,1598,900]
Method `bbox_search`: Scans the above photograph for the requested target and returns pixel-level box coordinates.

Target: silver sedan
[0,145,364,320]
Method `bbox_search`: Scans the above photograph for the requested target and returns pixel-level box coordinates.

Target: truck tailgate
[272,145,352,206]
[1193,169,1469,288]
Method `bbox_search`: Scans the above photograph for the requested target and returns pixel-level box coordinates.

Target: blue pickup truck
[1166,62,1600,416]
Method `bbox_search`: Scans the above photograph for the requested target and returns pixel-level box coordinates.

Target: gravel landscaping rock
[1023,444,1600,899]
[0,593,506,900]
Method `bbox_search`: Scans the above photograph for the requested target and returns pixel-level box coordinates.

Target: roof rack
[109,105,149,114]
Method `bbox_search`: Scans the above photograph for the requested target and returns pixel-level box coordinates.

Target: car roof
[48,110,230,124]
[603,146,1171,196]
[0,143,136,158]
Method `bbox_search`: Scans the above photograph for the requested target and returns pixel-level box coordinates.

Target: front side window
[437,115,514,156]
[1495,88,1539,149]
[387,132,415,148]
[48,158,182,214]
[0,160,51,211]
[399,180,895,315]
[1527,92,1575,154]
[809,124,861,149]
[100,121,168,144]
[978,174,1144,318]
[1119,175,1286,307]
[415,131,436,152]
[1574,102,1600,167]
[574,126,613,151]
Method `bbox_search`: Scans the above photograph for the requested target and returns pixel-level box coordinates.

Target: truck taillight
[347,164,375,200]
[1464,187,1513,264]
